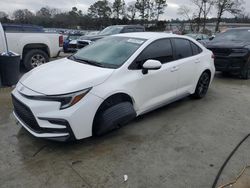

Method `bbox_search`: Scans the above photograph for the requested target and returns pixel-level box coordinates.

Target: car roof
[114,32,186,40]
[228,27,250,30]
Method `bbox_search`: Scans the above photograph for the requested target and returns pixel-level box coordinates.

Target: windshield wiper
[69,56,105,68]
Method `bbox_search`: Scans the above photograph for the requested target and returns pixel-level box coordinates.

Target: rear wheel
[23,49,49,70]
[192,72,211,99]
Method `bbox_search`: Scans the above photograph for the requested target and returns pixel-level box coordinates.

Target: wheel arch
[22,43,50,59]
[92,92,136,134]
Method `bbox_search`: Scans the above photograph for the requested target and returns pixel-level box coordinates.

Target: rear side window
[123,28,135,33]
[135,28,144,32]
[130,39,174,69]
[190,42,202,55]
[172,38,193,59]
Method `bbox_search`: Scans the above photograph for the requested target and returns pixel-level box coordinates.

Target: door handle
[170,66,179,72]
[195,59,201,64]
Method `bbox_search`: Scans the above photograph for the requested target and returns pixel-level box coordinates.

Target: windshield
[186,34,198,39]
[99,26,124,35]
[68,35,81,40]
[213,29,250,42]
[71,36,146,69]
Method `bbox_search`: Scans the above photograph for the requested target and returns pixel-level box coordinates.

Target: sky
[0,0,249,20]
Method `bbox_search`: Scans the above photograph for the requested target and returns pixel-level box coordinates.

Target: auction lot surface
[1,74,250,188]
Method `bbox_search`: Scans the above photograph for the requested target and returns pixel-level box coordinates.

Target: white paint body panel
[0,23,7,53]
[12,32,215,140]
[1,30,62,59]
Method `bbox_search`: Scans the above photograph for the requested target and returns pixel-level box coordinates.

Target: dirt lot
[0,73,250,188]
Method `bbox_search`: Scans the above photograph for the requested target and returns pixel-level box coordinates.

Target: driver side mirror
[142,60,162,75]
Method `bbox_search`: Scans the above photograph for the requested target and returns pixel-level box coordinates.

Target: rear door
[171,38,201,96]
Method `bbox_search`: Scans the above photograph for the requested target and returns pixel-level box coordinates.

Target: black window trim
[171,37,202,60]
[128,38,174,70]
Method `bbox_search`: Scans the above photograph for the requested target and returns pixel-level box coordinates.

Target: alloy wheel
[31,54,46,68]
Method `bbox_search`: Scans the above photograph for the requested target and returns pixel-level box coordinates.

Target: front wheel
[192,72,211,99]
[240,67,250,80]
[23,49,49,70]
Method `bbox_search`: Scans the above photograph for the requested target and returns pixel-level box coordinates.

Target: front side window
[172,38,193,60]
[72,36,146,68]
[130,39,174,69]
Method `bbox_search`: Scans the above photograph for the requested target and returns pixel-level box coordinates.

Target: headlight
[22,88,91,110]
[56,89,91,109]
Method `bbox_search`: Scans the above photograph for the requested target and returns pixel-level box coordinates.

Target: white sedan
[12,32,215,141]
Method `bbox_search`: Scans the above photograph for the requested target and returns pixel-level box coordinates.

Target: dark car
[207,28,250,79]
[63,33,83,53]
[77,25,145,49]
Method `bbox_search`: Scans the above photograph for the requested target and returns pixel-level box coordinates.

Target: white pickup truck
[0,23,63,70]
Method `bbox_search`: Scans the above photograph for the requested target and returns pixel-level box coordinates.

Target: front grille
[209,48,232,57]
[68,44,77,48]
[12,95,41,132]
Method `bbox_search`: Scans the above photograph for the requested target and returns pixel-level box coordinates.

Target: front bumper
[214,57,248,73]
[12,84,103,141]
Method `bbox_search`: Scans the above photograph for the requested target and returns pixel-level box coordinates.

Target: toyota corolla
[12,32,215,141]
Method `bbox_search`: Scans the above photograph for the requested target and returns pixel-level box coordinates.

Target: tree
[178,5,195,31]
[0,11,8,19]
[88,0,112,19]
[214,0,244,32]
[154,0,167,21]
[135,0,150,22]
[36,7,52,17]
[190,0,204,32]
[13,9,34,23]
[113,0,124,19]
[127,3,137,22]
[202,0,214,33]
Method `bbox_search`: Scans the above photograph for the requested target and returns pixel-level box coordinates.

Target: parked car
[77,25,145,49]
[185,33,212,46]
[207,28,250,79]
[0,23,63,70]
[12,32,215,141]
[63,33,83,53]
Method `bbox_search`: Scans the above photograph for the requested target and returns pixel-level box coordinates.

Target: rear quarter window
[190,42,202,55]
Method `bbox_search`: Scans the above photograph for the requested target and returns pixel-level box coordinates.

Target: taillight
[59,35,63,47]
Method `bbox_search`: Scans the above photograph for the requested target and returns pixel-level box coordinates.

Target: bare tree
[202,0,214,33]
[191,0,204,32]
[178,5,194,31]
[214,0,244,32]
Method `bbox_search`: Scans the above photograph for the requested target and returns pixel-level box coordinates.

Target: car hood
[207,40,250,49]
[78,34,108,41]
[19,58,114,95]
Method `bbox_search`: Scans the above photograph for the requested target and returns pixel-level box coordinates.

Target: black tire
[23,49,49,70]
[192,72,211,99]
[240,67,250,80]
[93,102,136,136]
